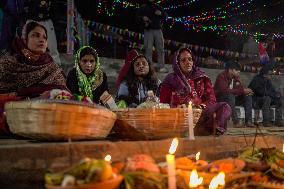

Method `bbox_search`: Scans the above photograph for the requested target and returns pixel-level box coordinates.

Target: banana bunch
[45,158,113,186]
[262,148,284,166]
[238,147,263,163]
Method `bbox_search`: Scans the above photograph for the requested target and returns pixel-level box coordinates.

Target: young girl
[116,50,159,107]
[67,46,108,104]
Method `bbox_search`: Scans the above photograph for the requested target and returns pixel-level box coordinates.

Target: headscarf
[74,46,103,100]
[0,21,66,94]
[163,48,206,95]
[116,49,139,88]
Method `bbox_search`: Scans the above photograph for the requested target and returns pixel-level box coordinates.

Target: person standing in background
[25,0,61,65]
[137,0,168,73]
[258,36,269,66]
[266,34,276,61]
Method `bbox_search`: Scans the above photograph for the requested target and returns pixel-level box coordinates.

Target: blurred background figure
[137,0,168,73]
[25,0,61,65]
[0,0,25,51]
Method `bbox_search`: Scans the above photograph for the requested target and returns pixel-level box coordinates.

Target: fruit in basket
[176,157,195,170]
[86,159,113,182]
[238,147,263,163]
[271,160,284,178]
[262,147,284,166]
[117,100,127,109]
[45,158,114,186]
[45,158,92,185]
[209,158,245,173]
[124,154,160,173]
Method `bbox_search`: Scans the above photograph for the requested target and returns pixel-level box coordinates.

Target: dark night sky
[73,0,284,54]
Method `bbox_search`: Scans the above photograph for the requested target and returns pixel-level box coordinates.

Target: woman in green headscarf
[66,46,108,103]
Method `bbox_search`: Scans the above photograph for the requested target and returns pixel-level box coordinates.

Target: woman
[66,46,108,104]
[0,21,66,98]
[116,50,159,107]
[160,48,231,135]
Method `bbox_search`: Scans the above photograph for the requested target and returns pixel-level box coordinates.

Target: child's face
[133,57,149,77]
[79,54,96,75]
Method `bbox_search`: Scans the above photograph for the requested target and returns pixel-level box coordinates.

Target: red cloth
[214,70,244,97]
[160,76,216,107]
[258,42,267,56]
[0,38,67,97]
[115,49,139,88]
[0,95,21,134]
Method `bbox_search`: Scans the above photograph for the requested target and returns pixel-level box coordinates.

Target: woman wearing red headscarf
[0,21,66,98]
[160,48,231,135]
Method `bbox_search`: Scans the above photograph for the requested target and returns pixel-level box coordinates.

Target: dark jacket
[66,68,108,104]
[214,70,244,97]
[25,0,53,21]
[248,74,278,99]
[137,2,167,30]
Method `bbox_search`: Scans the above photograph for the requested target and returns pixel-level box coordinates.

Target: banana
[275,150,284,160]
[45,158,93,186]
[45,173,64,185]
[65,159,93,180]
[271,163,284,174]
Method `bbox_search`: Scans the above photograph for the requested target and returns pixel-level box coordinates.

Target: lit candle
[166,138,179,189]
[282,143,284,153]
[189,169,203,188]
[196,152,200,161]
[209,172,225,189]
[104,154,112,163]
[188,101,195,140]
[194,151,208,171]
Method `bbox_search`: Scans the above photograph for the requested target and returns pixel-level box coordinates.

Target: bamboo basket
[4,100,117,141]
[113,108,202,140]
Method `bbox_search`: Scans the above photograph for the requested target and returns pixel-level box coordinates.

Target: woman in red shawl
[0,21,66,98]
[160,48,231,135]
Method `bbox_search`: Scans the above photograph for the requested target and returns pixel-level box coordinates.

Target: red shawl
[0,38,67,97]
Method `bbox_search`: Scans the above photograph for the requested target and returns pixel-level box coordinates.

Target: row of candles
[103,102,221,188]
[105,139,284,189]
[104,138,225,189]
[166,138,225,189]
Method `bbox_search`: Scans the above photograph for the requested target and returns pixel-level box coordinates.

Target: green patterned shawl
[74,46,103,100]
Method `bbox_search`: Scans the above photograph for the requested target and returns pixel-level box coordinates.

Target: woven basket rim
[113,107,203,112]
[5,100,116,118]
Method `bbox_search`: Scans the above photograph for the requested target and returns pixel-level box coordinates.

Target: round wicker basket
[5,100,117,141]
[113,108,202,140]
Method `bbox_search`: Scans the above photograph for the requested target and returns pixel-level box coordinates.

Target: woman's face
[133,57,149,77]
[79,54,97,75]
[179,50,193,74]
[27,26,48,54]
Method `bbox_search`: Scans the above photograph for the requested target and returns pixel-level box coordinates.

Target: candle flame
[209,172,225,189]
[104,155,111,162]
[189,169,203,188]
[283,143,284,153]
[188,101,192,107]
[195,152,200,161]
[169,138,179,154]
